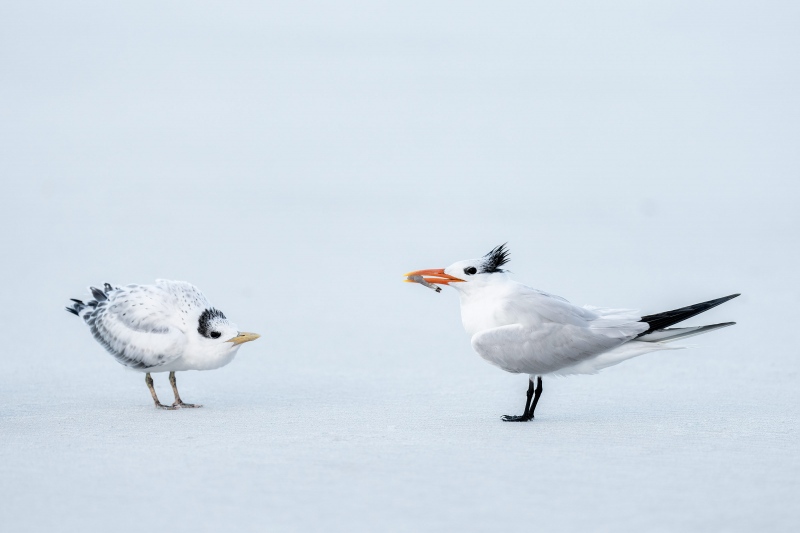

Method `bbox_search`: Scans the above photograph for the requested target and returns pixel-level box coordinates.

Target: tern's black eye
[464,266,478,275]
[210,331,221,339]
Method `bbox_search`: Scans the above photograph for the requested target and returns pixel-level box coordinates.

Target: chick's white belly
[130,349,239,373]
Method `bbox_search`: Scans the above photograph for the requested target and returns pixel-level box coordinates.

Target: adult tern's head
[405,243,510,291]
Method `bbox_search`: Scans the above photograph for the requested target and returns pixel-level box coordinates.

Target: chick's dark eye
[464,266,478,275]
[210,331,221,339]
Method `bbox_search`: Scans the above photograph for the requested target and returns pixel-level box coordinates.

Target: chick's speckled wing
[85,281,210,370]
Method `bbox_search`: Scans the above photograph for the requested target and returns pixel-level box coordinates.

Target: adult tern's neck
[452,273,512,299]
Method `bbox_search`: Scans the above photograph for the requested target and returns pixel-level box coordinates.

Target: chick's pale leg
[169,371,202,408]
[145,372,177,410]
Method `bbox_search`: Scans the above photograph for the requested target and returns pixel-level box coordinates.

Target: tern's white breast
[458,281,537,338]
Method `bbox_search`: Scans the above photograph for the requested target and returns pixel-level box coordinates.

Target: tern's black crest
[482,243,510,273]
[198,308,226,338]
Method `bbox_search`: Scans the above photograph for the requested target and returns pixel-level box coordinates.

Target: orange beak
[404,268,465,285]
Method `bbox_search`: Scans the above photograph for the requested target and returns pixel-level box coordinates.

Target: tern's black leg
[169,371,202,408]
[530,376,543,416]
[501,377,542,422]
[145,372,177,410]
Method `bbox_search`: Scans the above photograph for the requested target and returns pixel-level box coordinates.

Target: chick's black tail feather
[65,283,116,317]
[65,299,85,316]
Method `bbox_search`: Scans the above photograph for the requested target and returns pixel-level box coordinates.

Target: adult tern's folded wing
[471,321,632,376]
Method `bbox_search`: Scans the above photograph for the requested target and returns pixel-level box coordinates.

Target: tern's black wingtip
[640,294,741,334]
[706,294,740,305]
[65,306,79,316]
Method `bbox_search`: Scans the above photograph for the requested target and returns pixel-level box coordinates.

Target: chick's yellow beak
[228,332,260,345]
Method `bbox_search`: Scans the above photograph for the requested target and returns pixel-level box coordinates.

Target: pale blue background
[1,2,798,531]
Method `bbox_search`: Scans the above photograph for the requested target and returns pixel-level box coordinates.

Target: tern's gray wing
[82,284,188,370]
[471,284,648,375]
[471,322,632,375]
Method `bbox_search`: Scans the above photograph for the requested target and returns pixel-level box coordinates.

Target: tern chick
[66,280,260,409]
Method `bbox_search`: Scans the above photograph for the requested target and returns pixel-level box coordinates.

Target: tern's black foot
[501,414,534,422]
[503,377,543,422]
[155,402,178,410]
[172,401,202,409]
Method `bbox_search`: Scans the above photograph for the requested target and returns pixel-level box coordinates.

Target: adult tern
[406,244,739,421]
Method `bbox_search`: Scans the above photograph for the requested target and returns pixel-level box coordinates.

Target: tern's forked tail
[637,322,736,343]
